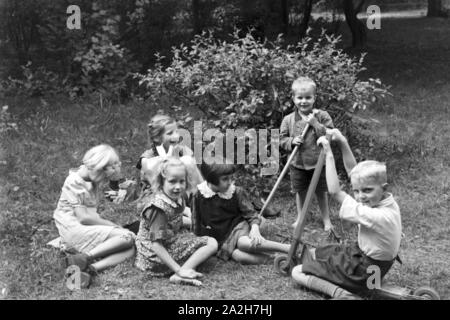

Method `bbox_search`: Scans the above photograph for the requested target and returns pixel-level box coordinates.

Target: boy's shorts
[289,166,327,194]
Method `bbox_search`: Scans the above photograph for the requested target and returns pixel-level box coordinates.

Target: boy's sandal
[169,274,202,287]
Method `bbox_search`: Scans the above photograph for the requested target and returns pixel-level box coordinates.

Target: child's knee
[127,245,136,257]
[120,232,135,247]
[206,237,218,252]
[236,236,252,252]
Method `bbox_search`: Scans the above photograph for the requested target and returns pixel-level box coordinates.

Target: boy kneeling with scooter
[291,128,403,299]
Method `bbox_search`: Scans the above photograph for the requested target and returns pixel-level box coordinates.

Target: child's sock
[302,274,357,299]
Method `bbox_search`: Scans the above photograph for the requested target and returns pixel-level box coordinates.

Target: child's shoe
[64,252,93,271]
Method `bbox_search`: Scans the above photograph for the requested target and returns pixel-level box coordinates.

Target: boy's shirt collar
[372,193,395,208]
[198,181,236,200]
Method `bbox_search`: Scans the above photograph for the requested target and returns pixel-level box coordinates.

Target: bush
[1,0,139,99]
[139,29,387,130]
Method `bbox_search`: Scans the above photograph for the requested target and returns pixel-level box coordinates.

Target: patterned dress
[135,144,201,212]
[191,182,261,260]
[53,167,134,253]
[135,191,209,276]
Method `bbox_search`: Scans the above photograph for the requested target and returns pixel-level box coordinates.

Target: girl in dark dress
[191,163,290,264]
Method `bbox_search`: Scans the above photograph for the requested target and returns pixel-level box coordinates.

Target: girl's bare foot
[169,274,202,286]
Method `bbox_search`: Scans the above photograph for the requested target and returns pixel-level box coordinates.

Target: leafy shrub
[1,0,139,98]
[72,3,139,98]
[139,29,387,130]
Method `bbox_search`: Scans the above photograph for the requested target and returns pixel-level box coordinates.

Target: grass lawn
[0,16,449,300]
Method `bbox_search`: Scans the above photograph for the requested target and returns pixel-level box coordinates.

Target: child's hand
[292,136,304,146]
[104,190,118,201]
[113,189,127,204]
[249,225,264,247]
[118,179,136,189]
[305,113,319,126]
[326,128,346,143]
[317,136,332,153]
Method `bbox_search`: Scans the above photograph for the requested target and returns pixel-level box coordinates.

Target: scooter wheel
[413,286,440,300]
[274,254,290,276]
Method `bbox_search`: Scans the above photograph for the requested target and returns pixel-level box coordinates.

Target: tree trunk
[192,0,202,35]
[343,0,367,48]
[427,0,448,17]
[299,0,313,39]
[281,0,289,35]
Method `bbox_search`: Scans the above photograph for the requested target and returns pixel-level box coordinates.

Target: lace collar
[197,181,236,200]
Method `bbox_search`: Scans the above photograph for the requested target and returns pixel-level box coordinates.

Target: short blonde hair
[349,160,387,185]
[147,114,176,146]
[82,144,119,181]
[151,157,193,194]
[291,76,317,94]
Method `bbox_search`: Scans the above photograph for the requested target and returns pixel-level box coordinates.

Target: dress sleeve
[309,110,334,137]
[136,149,156,170]
[236,187,261,226]
[280,115,294,151]
[61,175,87,207]
[141,206,173,242]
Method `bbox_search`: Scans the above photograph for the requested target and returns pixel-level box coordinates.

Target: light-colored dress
[53,167,133,253]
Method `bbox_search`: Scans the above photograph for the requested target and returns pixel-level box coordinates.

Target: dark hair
[200,162,236,186]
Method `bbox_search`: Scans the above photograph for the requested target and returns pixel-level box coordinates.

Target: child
[135,157,218,286]
[135,114,203,225]
[280,77,334,232]
[191,162,290,264]
[137,114,203,196]
[53,144,135,286]
[291,129,402,299]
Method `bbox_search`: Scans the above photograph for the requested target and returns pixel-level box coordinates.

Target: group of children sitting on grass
[53,77,402,299]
